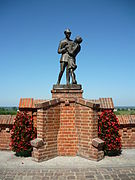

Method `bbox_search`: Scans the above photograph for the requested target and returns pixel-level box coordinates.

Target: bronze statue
[57,29,82,85]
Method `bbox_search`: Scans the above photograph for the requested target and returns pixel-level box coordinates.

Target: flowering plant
[10,111,37,157]
[98,110,121,156]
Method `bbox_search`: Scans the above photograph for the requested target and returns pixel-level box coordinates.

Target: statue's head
[64,28,71,39]
[74,36,83,44]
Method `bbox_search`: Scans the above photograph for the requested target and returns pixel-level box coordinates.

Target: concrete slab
[0,149,135,169]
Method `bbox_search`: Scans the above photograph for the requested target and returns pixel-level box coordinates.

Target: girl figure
[66,36,83,84]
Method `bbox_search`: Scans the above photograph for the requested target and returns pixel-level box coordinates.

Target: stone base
[51,84,83,99]
[53,84,82,90]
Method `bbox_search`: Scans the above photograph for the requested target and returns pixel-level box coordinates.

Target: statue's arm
[76,45,81,55]
[58,41,67,54]
[68,44,80,56]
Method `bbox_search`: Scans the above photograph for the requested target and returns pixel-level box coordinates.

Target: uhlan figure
[57,29,83,85]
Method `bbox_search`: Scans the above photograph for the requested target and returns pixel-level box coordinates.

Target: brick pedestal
[31,85,104,162]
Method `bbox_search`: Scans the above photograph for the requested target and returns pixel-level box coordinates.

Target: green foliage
[0,107,18,115]
[114,109,135,115]
[10,111,37,157]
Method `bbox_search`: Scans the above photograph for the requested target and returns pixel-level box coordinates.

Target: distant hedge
[114,109,135,115]
[0,107,18,115]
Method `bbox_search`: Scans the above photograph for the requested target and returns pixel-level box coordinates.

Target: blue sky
[0,0,135,106]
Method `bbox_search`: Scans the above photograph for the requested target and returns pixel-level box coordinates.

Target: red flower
[10,111,37,156]
[98,110,121,155]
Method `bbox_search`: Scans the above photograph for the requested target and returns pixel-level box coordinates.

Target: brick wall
[117,115,135,148]
[32,112,37,128]
[0,125,12,150]
[75,102,104,160]
[43,105,60,159]
[58,102,78,156]
[31,88,104,162]
[119,126,135,148]
[0,111,135,155]
[76,104,96,158]
[32,101,60,161]
[0,115,15,150]
[1,95,135,163]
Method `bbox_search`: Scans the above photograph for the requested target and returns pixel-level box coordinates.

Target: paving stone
[0,168,135,180]
[110,174,120,179]
[76,176,86,180]
[32,176,43,180]
[94,175,104,180]
[0,150,135,180]
[75,172,84,176]
[118,174,130,180]
[5,175,15,179]
[67,175,76,179]
[128,173,135,176]
[58,176,67,180]
[85,175,95,179]
[41,177,50,180]
[103,174,112,179]
[85,172,95,176]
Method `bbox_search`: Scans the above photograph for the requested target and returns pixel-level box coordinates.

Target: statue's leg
[66,63,70,85]
[70,69,77,84]
[57,62,66,84]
